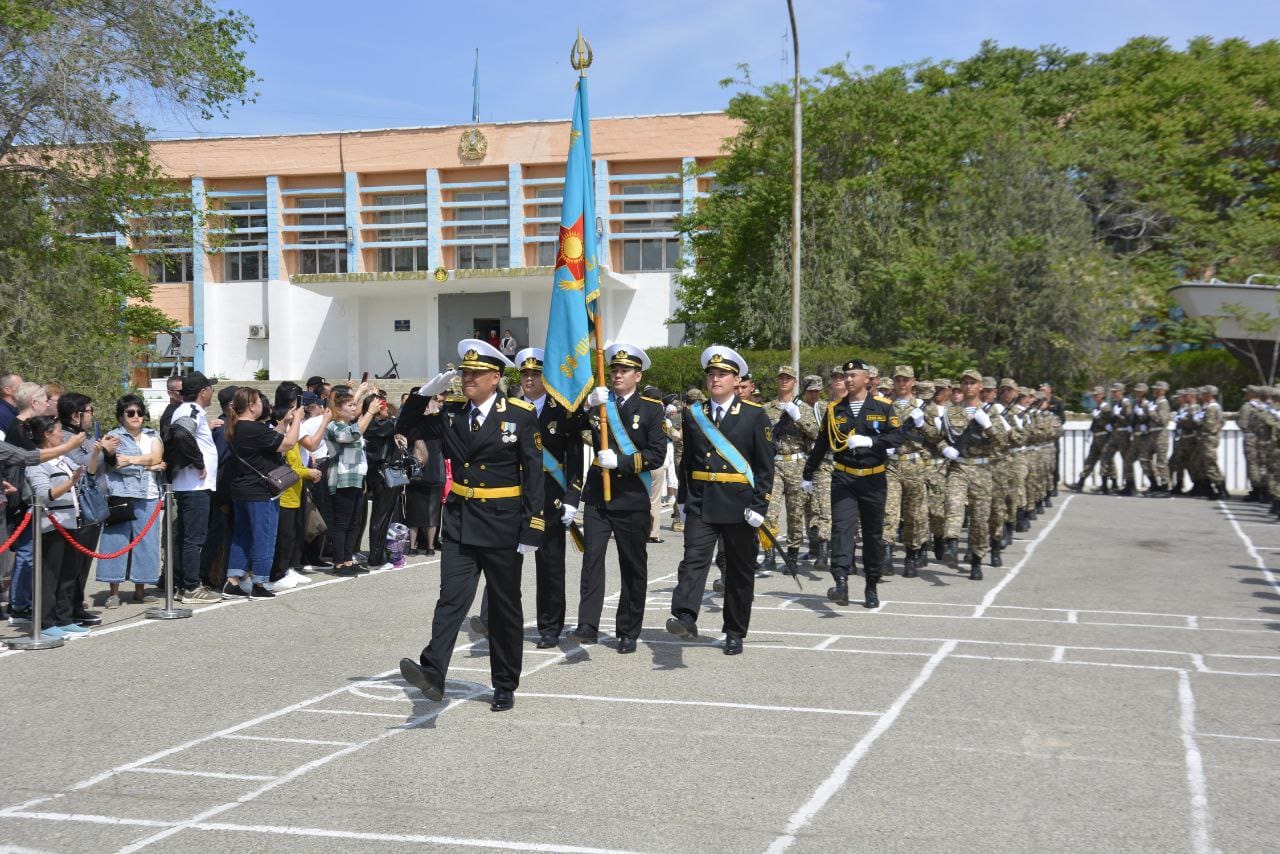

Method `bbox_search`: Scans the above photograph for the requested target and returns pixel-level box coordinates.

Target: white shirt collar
[528,393,547,415]
[468,393,499,420]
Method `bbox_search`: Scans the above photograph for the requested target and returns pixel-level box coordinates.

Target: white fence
[1058,421,1247,492]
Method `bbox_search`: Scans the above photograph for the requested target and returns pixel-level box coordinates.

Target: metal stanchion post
[9,494,63,650]
[146,483,191,620]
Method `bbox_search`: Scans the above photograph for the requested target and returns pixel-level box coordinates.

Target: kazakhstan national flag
[543,76,601,411]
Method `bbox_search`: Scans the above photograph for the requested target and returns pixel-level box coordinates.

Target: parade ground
[1,493,1277,853]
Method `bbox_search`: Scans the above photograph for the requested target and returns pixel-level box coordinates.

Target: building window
[297,245,347,275]
[378,246,429,272]
[224,249,266,281]
[620,238,681,272]
[294,195,342,209]
[148,253,193,283]
[371,194,427,242]
[536,221,559,266]
[456,244,509,270]
[447,190,507,269]
[619,182,680,215]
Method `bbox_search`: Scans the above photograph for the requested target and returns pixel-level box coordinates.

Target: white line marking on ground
[812,636,839,650]
[766,639,957,853]
[126,768,276,782]
[296,708,404,719]
[1066,610,1078,624]
[972,496,1073,617]
[515,692,880,717]
[1186,615,1199,629]
[1051,646,1066,662]
[220,735,356,747]
[1177,671,1214,854]
[2,811,173,828]
[1218,499,1280,596]
[189,821,651,853]
[1196,732,1280,743]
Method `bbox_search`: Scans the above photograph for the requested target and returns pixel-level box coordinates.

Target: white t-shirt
[169,403,217,492]
[300,414,330,467]
[137,433,161,500]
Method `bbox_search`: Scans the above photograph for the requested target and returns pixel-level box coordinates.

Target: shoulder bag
[230,439,298,498]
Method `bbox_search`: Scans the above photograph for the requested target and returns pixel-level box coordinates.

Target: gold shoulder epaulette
[640,395,663,405]
[874,394,892,405]
[507,397,534,411]
[741,399,763,408]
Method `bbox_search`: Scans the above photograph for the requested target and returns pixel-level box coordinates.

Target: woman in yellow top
[270,385,328,590]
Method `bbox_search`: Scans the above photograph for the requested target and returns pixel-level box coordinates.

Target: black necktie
[470,408,481,433]
[713,405,723,426]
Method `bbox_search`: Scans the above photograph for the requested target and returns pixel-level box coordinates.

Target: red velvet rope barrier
[0,510,32,554]
[47,499,165,560]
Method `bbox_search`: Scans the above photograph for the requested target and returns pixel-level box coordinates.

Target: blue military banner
[543,76,601,412]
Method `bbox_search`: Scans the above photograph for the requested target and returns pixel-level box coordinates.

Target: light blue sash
[689,402,755,488]
[542,448,567,492]
[604,395,651,492]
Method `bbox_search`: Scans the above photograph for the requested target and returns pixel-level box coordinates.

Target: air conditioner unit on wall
[247,324,269,339]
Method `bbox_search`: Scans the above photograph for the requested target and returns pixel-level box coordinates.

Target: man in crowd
[165,372,223,603]
[0,374,20,434]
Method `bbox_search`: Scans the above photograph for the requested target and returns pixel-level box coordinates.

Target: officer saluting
[513,347,582,648]
[666,346,775,655]
[397,339,545,712]
[802,359,906,609]
[570,343,667,653]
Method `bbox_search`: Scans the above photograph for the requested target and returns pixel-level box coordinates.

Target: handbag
[230,443,299,498]
[106,496,134,525]
[76,476,110,526]
[381,463,410,489]
[304,501,327,542]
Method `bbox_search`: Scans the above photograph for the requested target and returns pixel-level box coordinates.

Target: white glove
[677,503,686,523]
[744,509,765,528]
[801,480,814,495]
[665,404,678,417]
[418,369,458,397]
[517,543,538,555]
[596,449,618,469]
[942,445,960,461]
[886,447,897,457]
[908,407,925,427]
[561,504,577,526]
[991,402,1005,415]
[972,409,992,429]
[586,386,610,408]
[846,434,873,449]
[781,401,801,420]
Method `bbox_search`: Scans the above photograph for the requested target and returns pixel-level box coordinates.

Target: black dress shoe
[568,625,598,643]
[826,581,849,606]
[712,577,725,594]
[535,633,559,649]
[469,615,488,637]
[617,636,637,654]
[647,536,664,544]
[399,658,444,702]
[490,688,514,712]
[723,636,743,656]
[665,615,698,640]
[864,589,880,609]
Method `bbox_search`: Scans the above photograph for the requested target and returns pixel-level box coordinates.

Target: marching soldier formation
[394,341,1205,712]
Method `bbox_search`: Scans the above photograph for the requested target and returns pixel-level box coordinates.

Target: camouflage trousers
[766,456,808,544]
[945,461,992,558]
[988,457,1015,536]
[1078,432,1112,480]
[1170,437,1196,487]
[805,460,833,541]
[925,460,948,538]
[1006,452,1028,518]
[1152,429,1170,486]
[1128,431,1155,489]
[1243,433,1265,490]
[1104,430,1133,487]
[1195,435,1224,486]
[882,455,931,549]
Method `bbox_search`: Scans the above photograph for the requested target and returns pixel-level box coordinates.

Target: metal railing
[1059,422,1247,492]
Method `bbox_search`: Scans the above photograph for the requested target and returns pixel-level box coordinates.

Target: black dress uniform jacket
[804,394,907,479]
[678,397,775,523]
[576,392,667,510]
[530,394,582,512]
[398,392,545,548]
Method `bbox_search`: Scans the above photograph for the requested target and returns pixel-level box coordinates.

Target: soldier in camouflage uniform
[801,375,828,561]
[980,376,1013,565]
[1102,382,1137,495]
[1127,383,1158,493]
[882,366,933,578]
[996,380,1030,535]
[924,379,952,560]
[1070,386,1109,492]
[1168,388,1200,494]
[1237,385,1268,502]
[1196,385,1227,498]
[936,369,1005,578]
[762,365,819,573]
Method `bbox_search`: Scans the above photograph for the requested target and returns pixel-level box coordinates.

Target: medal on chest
[500,421,517,443]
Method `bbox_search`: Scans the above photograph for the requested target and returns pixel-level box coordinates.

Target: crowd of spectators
[0,370,450,642]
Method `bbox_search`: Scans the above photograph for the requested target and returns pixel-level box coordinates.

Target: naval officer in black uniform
[513,347,582,648]
[802,358,906,610]
[569,343,667,654]
[397,339,545,712]
[666,346,775,655]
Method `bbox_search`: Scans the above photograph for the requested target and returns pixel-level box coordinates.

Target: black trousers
[272,504,305,580]
[365,472,403,565]
[420,541,524,691]
[670,512,758,638]
[329,487,363,564]
[831,471,887,585]
[535,519,568,637]
[577,503,649,639]
[39,528,75,627]
[71,525,98,614]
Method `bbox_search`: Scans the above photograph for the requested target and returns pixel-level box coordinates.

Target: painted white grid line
[514,692,881,717]
[972,495,1073,617]
[1218,499,1280,596]
[220,735,356,747]
[1177,670,1214,854]
[125,768,276,782]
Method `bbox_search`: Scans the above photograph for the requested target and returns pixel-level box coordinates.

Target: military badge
[534,433,543,450]
[500,421,517,443]
[548,421,557,435]
[632,413,640,430]
[764,426,772,443]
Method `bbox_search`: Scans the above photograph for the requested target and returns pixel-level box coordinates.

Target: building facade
[123,112,737,380]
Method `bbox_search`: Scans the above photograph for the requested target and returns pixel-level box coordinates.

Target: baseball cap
[217,384,239,411]
[180,371,216,397]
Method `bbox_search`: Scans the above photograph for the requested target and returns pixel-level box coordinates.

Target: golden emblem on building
[459,127,488,160]
[433,266,449,282]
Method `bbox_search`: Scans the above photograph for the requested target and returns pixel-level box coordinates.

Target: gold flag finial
[570,28,593,76]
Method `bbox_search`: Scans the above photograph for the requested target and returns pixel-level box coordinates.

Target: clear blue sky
[144,0,1280,139]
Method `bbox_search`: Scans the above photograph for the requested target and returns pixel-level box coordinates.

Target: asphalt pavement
[0,493,1277,853]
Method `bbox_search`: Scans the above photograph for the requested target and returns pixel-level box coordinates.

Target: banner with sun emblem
[544,76,601,411]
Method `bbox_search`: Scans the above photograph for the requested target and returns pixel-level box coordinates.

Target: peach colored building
[127,112,738,380]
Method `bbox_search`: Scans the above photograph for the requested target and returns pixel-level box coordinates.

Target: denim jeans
[8,525,33,610]
[174,490,210,591]
[228,499,279,583]
[96,497,162,584]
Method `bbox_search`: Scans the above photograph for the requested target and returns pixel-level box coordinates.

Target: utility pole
[786,0,801,371]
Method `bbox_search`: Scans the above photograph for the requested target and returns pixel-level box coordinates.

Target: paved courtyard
[1,493,1277,852]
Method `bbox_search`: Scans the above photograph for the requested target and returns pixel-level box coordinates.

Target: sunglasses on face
[123,409,144,417]
[79,407,94,415]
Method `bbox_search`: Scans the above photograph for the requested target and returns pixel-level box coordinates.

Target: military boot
[1117,482,1134,497]
[1014,509,1031,533]
[1096,478,1110,495]
[1069,477,1086,493]
[786,546,801,575]
[826,573,850,606]
[969,554,984,581]
[902,547,919,579]
[989,539,1003,568]
[1044,494,1053,507]
[1002,521,1014,548]
[814,540,830,572]
[932,535,945,561]
[864,581,880,609]
[881,542,895,577]
[943,538,960,569]
[758,547,776,578]
[1271,498,1280,516]
[804,528,819,560]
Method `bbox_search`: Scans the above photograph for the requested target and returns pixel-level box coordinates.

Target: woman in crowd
[403,388,445,557]
[24,415,91,639]
[56,392,113,620]
[270,384,328,589]
[97,394,165,607]
[223,386,301,599]
[325,384,376,573]
[361,391,407,572]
